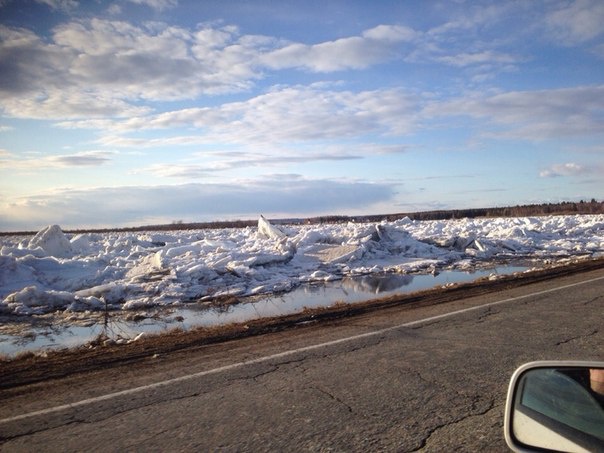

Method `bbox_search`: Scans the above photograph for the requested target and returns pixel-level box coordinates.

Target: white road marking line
[2,274,603,425]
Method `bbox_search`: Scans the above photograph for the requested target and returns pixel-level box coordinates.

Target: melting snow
[1,215,603,316]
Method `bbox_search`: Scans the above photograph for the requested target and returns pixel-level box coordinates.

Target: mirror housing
[504,361,604,452]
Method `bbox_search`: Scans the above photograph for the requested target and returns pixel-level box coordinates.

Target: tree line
[2,199,603,235]
[84,199,604,232]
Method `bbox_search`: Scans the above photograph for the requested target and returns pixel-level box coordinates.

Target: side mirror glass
[504,361,604,452]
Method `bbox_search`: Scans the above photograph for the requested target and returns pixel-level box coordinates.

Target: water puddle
[0,264,530,357]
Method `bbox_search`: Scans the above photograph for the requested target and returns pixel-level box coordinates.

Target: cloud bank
[0,177,396,230]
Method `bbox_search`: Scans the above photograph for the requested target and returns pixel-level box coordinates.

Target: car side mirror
[504,361,604,452]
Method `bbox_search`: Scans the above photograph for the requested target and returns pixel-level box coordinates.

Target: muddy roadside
[1,257,604,390]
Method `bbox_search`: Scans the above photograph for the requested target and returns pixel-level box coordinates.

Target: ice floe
[1,215,603,315]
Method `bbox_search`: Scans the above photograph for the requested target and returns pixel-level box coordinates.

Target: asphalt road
[1,267,603,452]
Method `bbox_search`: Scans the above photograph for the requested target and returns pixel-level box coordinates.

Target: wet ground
[1,257,603,391]
[0,262,530,357]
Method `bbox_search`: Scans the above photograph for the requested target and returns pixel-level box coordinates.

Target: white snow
[1,215,603,316]
[28,224,73,258]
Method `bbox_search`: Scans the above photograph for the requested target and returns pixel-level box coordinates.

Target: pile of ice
[1,215,603,316]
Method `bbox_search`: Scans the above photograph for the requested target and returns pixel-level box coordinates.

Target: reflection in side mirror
[504,361,604,453]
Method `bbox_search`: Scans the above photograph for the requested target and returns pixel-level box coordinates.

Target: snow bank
[1,215,602,315]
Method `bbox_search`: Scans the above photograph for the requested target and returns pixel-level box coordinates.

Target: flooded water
[0,264,529,357]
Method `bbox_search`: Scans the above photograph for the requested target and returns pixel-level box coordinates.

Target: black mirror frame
[504,360,604,453]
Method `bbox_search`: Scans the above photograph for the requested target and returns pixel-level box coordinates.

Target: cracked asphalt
[1,267,603,452]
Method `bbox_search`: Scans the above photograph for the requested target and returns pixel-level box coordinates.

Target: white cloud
[402,4,527,79]
[424,85,604,140]
[54,119,119,129]
[130,142,409,180]
[1,151,114,170]
[49,151,114,167]
[428,3,513,36]
[141,151,363,179]
[436,51,518,67]
[52,19,191,57]
[0,23,152,119]
[126,0,178,12]
[261,25,414,72]
[140,164,210,179]
[0,178,395,230]
[2,3,600,126]
[362,24,416,42]
[410,1,604,72]
[107,3,121,15]
[1,89,151,120]
[0,20,253,119]
[540,162,588,178]
[0,20,421,120]
[545,0,604,44]
[34,0,78,11]
[98,134,207,148]
[0,25,64,95]
[88,85,420,150]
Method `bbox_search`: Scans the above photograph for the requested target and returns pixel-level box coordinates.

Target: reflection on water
[342,274,415,294]
[0,265,529,357]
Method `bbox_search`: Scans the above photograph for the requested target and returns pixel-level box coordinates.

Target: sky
[0,0,603,231]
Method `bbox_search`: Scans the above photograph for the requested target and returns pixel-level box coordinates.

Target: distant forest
[2,199,603,236]
[66,198,604,234]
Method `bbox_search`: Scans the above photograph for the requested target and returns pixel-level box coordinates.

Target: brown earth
[1,257,604,390]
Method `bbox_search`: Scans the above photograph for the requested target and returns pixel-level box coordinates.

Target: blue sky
[1,0,603,230]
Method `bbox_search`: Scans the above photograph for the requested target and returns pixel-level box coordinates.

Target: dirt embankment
[1,257,604,390]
